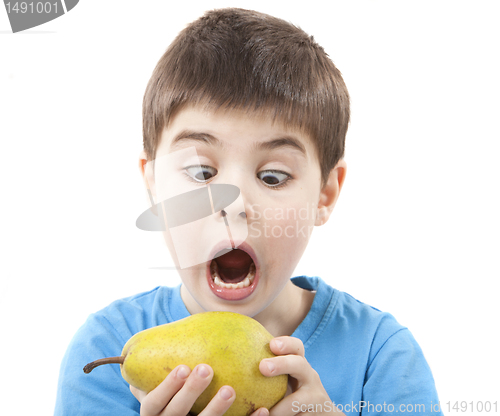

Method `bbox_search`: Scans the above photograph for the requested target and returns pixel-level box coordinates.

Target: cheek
[257,200,317,254]
[279,210,315,251]
[162,230,203,273]
[162,230,178,267]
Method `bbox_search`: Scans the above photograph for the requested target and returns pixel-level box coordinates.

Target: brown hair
[142,8,350,188]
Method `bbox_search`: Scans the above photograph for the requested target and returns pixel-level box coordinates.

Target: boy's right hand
[129,364,268,416]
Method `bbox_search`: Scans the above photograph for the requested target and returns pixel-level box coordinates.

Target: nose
[221,209,247,221]
[214,167,259,223]
[210,168,252,222]
[211,185,247,222]
[209,180,249,246]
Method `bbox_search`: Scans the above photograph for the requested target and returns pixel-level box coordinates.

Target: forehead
[158,105,316,158]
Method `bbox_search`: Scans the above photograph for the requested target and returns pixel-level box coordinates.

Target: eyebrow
[170,131,223,150]
[170,130,307,156]
[254,136,306,156]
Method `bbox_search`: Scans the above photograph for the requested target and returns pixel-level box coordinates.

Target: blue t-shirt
[54,276,442,415]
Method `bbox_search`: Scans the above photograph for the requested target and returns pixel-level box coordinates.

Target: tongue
[215,249,253,284]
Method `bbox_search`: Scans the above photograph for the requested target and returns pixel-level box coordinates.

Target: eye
[184,165,217,183]
[257,170,291,188]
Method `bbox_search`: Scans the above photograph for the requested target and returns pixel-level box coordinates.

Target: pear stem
[83,356,125,374]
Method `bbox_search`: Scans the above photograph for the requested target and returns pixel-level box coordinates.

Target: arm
[361,328,443,415]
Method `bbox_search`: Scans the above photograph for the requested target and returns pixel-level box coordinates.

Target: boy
[55,8,442,416]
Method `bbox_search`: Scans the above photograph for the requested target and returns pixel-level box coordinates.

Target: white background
[1,1,499,414]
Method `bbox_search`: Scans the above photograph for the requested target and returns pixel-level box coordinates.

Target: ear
[315,159,347,226]
[138,150,156,207]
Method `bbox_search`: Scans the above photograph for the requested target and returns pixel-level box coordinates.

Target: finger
[269,337,304,357]
[197,386,236,416]
[250,407,269,416]
[162,364,213,416]
[260,355,317,386]
[139,365,191,415]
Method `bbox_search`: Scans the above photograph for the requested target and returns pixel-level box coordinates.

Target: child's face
[140,105,345,319]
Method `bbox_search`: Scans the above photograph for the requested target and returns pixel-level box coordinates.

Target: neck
[253,279,315,337]
[179,278,315,337]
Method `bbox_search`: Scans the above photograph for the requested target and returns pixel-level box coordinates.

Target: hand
[130,363,234,416]
[129,363,268,416]
[259,337,346,416]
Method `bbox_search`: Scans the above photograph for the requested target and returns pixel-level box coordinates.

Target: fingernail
[273,339,283,350]
[197,365,210,378]
[258,409,269,416]
[219,387,233,400]
[176,366,189,379]
[265,360,276,373]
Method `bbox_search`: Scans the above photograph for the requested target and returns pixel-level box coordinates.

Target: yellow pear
[84,311,288,416]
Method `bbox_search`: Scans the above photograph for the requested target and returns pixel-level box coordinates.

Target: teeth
[210,261,256,289]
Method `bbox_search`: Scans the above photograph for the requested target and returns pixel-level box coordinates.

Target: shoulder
[334,290,419,364]
[96,285,171,320]
[292,276,405,350]
[336,289,405,340]
[292,276,416,372]
[85,285,176,341]
[299,276,433,370]
[65,285,178,357]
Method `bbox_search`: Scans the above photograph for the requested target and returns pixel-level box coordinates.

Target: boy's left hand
[259,336,346,416]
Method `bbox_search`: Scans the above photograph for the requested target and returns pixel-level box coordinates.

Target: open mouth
[209,249,256,289]
[206,243,259,301]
